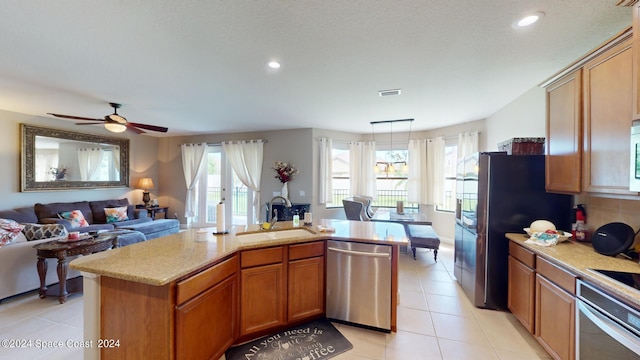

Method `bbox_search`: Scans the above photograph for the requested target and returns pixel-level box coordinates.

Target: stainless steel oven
[576,280,640,359]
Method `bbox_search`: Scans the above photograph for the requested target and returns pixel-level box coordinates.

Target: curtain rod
[178,139,267,147]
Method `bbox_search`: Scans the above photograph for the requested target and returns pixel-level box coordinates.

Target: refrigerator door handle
[327,247,390,258]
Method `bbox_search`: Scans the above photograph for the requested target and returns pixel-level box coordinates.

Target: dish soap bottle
[292,210,300,227]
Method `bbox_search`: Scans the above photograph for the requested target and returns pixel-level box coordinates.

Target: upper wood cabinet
[633,4,640,119]
[546,70,583,193]
[545,29,633,195]
[583,37,634,195]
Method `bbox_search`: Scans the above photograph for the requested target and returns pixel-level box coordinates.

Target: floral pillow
[104,206,129,223]
[21,223,68,241]
[58,210,89,228]
[0,218,25,248]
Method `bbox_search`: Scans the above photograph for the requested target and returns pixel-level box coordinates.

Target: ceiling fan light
[104,122,127,133]
[108,114,127,124]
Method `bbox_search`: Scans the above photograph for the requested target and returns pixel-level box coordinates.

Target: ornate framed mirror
[21,124,130,191]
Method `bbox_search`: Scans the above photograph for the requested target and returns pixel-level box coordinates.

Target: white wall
[484,86,546,151]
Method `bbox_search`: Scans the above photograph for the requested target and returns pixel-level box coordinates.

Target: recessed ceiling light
[268,61,281,69]
[513,12,545,28]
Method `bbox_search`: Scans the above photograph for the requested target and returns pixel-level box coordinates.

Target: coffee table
[33,235,117,303]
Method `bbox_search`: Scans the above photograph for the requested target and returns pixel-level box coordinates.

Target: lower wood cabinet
[176,275,237,360]
[288,256,324,322]
[535,274,575,360]
[508,241,576,360]
[240,262,287,336]
[507,255,535,333]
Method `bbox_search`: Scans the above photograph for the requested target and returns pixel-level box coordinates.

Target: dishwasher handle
[327,246,390,258]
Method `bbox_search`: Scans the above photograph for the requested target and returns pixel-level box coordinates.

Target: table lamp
[138,177,155,207]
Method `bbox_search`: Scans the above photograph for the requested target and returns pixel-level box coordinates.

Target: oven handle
[578,300,640,355]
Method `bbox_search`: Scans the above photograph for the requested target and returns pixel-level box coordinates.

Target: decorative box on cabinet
[266,203,310,221]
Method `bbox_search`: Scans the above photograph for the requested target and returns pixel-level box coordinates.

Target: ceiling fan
[47,103,168,134]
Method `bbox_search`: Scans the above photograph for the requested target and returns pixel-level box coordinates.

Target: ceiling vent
[379,89,401,97]
[616,0,638,6]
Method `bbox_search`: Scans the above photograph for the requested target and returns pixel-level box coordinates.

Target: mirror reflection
[21,124,130,191]
[35,136,121,182]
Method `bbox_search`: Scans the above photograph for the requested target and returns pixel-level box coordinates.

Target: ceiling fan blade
[126,124,145,134]
[128,122,168,133]
[48,113,103,121]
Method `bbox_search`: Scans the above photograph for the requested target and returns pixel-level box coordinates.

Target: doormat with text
[225,318,353,360]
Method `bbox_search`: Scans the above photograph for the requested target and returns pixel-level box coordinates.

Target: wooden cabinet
[288,241,325,322]
[508,242,576,360]
[583,37,634,195]
[633,4,640,119]
[175,256,238,360]
[240,246,287,337]
[508,255,536,333]
[546,70,583,193]
[100,255,238,360]
[545,30,633,195]
[176,276,237,360]
[535,274,575,360]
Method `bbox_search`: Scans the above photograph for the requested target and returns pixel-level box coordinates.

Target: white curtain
[222,140,264,224]
[35,149,59,181]
[458,131,479,158]
[348,141,377,198]
[426,137,446,206]
[407,139,428,204]
[181,143,208,219]
[318,138,333,204]
[77,148,104,181]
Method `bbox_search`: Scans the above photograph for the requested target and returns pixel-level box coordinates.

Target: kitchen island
[70,219,408,360]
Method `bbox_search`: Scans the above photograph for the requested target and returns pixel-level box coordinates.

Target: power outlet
[299,190,305,197]
[273,191,281,196]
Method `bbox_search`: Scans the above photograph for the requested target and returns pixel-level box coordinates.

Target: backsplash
[580,195,640,237]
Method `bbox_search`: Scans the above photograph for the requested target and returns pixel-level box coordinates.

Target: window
[192,146,255,228]
[374,150,415,209]
[437,143,458,212]
[328,147,349,207]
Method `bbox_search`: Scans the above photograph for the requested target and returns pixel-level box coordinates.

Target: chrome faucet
[269,195,292,229]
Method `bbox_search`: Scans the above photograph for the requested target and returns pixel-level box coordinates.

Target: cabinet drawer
[177,255,238,305]
[536,256,576,295]
[241,246,284,268]
[509,241,536,268]
[289,241,324,261]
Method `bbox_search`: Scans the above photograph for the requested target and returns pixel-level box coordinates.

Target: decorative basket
[497,137,545,155]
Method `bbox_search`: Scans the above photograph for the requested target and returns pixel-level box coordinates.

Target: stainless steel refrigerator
[454,152,572,310]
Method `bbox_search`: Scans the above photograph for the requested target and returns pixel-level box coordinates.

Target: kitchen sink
[236,228,315,243]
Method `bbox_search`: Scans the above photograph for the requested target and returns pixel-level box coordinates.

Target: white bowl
[523,228,572,243]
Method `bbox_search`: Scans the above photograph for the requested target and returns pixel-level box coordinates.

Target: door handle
[327,247,390,258]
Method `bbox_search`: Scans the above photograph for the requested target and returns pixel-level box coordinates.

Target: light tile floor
[0,242,551,360]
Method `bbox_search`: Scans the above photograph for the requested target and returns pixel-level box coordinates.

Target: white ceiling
[0,1,632,136]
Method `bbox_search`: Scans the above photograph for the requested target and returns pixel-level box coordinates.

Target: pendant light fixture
[370,118,414,174]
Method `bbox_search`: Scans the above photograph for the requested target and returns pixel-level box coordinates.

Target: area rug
[225,318,353,360]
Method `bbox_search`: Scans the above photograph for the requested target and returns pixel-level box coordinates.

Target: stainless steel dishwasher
[326,240,392,332]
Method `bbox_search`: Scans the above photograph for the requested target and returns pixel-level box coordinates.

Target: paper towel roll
[216,203,225,233]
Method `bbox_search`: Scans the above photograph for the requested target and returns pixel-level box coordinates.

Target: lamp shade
[138,177,155,190]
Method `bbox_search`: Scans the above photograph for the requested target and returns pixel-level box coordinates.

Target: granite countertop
[506,233,640,308]
[70,219,409,286]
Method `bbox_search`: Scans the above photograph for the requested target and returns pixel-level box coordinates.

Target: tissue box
[498,138,545,155]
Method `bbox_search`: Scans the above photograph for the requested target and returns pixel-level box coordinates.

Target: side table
[33,235,117,304]
[136,205,169,220]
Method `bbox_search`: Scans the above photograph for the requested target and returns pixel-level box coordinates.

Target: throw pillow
[104,206,129,223]
[0,218,25,248]
[21,223,68,241]
[58,210,89,228]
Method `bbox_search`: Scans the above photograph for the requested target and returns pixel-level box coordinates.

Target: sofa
[0,199,180,301]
